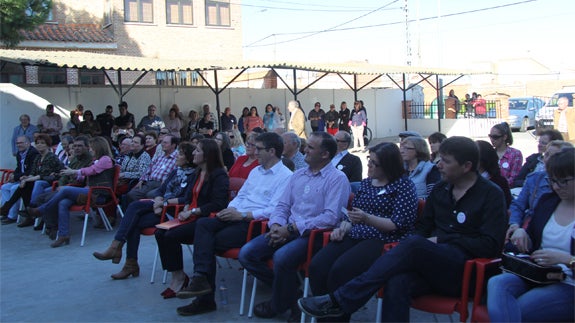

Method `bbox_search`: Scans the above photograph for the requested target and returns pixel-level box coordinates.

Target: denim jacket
[508,171,550,226]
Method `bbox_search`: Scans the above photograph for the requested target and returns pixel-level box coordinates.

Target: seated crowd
[1,102,574,323]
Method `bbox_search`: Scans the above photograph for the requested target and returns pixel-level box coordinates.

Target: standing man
[126,135,179,204]
[37,104,63,146]
[298,136,507,322]
[324,104,339,136]
[332,131,363,182]
[553,96,575,143]
[338,101,351,133]
[97,105,115,138]
[175,132,293,316]
[1,136,39,224]
[11,114,38,156]
[220,107,237,132]
[137,104,163,133]
[287,100,306,140]
[308,102,325,132]
[281,132,307,170]
[115,101,135,130]
[239,131,351,321]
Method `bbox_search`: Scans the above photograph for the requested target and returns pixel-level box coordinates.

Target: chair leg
[162,269,167,284]
[97,208,112,231]
[300,276,310,323]
[150,245,159,284]
[239,268,248,315]
[116,205,124,218]
[248,277,258,318]
[81,211,89,246]
[375,297,383,323]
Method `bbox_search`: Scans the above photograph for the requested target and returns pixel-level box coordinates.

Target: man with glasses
[239,131,350,322]
[298,136,507,322]
[1,136,39,224]
[175,132,293,316]
[332,131,362,182]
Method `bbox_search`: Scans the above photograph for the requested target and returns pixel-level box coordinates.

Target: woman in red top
[228,132,259,179]
[243,106,264,135]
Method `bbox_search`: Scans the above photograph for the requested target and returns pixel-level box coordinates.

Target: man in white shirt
[175,132,293,316]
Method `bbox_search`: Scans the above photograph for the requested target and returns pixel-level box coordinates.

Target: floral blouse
[347,176,418,243]
[30,152,64,182]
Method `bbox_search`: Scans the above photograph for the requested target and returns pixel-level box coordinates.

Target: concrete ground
[1,132,539,322]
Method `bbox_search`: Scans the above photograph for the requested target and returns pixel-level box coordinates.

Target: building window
[205,0,230,26]
[156,71,200,86]
[0,61,26,84]
[124,0,154,23]
[79,70,105,85]
[103,0,113,27]
[167,0,193,25]
[38,66,67,85]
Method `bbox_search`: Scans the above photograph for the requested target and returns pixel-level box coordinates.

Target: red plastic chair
[0,169,14,185]
[470,258,502,323]
[68,165,124,246]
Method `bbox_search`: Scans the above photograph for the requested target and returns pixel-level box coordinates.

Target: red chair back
[0,169,14,185]
[228,177,246,200]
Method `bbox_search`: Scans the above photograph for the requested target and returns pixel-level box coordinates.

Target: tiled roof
[20,24,114,43]
[0,49,491,75]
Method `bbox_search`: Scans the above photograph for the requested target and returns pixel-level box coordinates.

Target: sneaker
[297,294,344,318]
[176,299,216,316]
[176,274,212,299]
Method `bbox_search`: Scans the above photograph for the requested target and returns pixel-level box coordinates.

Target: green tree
[0,0,52,48]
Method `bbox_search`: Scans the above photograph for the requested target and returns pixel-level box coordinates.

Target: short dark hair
[168,135,180,147]
[178,141,196,167]
[492,122,514,146]
[539,129,563,141]
[133,134,146,146]
[74,135,90,147]
[199,139,224,173]
[35,133,52,146]
[256,132,284,159]
[369,142,404,183]
[145,131,158,141]
[546,147,574,180]
[428,132,447,144]
[311,131,337,159]
[439,136,479,171]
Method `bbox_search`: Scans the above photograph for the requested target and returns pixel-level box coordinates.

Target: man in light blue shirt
[137,104,163,133]
[282,131,307,170]
[238,131,351,321]
[175,132,293,316]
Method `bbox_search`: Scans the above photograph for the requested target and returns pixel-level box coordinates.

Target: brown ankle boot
[93,240,125,264]
[111,258,139,280]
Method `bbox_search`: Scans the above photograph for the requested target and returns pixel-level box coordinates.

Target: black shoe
[297,295,344,319]
[176,299,217,316]
[33,220,44,231]
[288,302,302,323]
[253,300,278,319]
[1,217,17,225]
[176,274,212,299]
[47,229,57,240]
[17,217,34,228]
[18,210,30,218]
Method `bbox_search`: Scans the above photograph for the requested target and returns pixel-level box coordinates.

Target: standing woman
[489,122,523,186]
[155,139,229,298]
[77,110,102,136]
[487,147,575,322]
[165,106,183,139]
[244,106,264,135]
[228,132,259,179]
[400,136,440,199]
[28,137,115,247]
[308,143,418,322]
[263,104,275,132]
[238,107,250,141]
[93,142,196,281]
[214,132,235,170]
[349,101,367,151]
[427,132,447,164]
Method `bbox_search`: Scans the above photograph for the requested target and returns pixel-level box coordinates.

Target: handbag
[501,252,565,284]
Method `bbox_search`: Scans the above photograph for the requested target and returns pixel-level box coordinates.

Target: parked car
[535,90,575,134]
[507,97,545,132]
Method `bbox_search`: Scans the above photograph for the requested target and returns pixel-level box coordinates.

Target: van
[535,88,575,134]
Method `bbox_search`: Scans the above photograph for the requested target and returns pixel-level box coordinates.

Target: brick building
[2,0,242,86]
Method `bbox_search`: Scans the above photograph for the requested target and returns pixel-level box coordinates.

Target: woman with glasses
[77,110,102,137]
[213,132,235,170]
[308,142,418,322]
[228,132,259,179]
[487,147,575,322]
[400,136,440,199]
[513,129,563,188]
[489,122,523,186]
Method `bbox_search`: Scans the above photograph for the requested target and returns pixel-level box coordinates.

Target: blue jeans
[238,234,309,314]
[31,180,50,205]
[39,186,88,237]
[332,235,469,322]
[115,200,160,259]
[487,272,574,322]
[1,182,20,220]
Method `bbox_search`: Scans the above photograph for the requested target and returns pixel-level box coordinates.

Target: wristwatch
[191,208,197,215]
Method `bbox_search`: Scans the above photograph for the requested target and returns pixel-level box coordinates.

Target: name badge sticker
[456,212,466,224]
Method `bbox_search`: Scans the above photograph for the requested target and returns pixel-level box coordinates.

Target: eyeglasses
[246,143,256,148]
[254,145,269,152]
[160,131,169,135]
[399,145,415,150]
[488,134,503,140]
[547,177,574,187]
